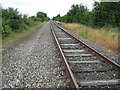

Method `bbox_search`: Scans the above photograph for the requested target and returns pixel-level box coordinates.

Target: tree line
[2,7,50,38]
[52,2,120,28]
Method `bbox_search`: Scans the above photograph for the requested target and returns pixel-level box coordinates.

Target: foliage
[52,4,90,25]
[52,14,61,21]
[2,7,50,38]
[53,2,120,28]
[92,2,120,28]
[36,11,50,21]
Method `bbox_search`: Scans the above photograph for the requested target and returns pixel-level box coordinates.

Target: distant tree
[61,15,69,23]
[59,4,90,25]
[92,2,120,27]
[53,2,120,28]
[73,4,90,25]
[36,11,49,21]
[2,7,50,38]
[52,14,61,21]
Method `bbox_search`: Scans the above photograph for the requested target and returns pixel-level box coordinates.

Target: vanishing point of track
[50,21,120,89]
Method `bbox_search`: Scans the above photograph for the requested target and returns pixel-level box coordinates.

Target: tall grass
[59,22,118,53]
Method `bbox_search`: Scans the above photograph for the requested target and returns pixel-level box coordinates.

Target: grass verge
[59,22,119,53]
[2,22,42,43]
[2,22,43,50]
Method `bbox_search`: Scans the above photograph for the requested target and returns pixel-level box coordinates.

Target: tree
[73,4,90,25]
[2,8,23,30]
[52,14,61,21]
[2,7,50,38]
[53,2,120,28]
[36,11,49,21]
[92,2,120,27]
[58,4,91,25]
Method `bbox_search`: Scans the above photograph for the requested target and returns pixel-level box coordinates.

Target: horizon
[0,0,99,18]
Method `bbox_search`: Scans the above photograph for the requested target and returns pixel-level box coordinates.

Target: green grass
[2,22,43,51]
[2,22,42,43]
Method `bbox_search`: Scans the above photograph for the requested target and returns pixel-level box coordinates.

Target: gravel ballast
[57,23,119,65]
[53,23,119,89]
[2,22,66,88]
[2,21,119,89]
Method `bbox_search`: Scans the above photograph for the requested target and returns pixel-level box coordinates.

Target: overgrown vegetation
[2,22,42,43]
[53,2,120,28]
[59,22,118,53]
[2,7,50,41]
[53,1,119,53]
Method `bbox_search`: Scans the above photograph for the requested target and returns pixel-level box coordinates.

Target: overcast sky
[0,0,99,18]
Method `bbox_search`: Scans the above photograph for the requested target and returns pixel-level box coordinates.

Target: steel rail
[50,24,80,89]
[53,22,120,72]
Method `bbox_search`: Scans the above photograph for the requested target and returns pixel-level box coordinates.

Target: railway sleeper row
[50,21,120,89]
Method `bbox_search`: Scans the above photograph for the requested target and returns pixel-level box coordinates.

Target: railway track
[50,21,120,89]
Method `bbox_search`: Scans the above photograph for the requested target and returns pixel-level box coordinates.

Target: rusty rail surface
[53,22,120,72]
[50,24,80,89]
[50,21,120,89]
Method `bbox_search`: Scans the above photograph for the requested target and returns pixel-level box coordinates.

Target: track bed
[50,21,120,89]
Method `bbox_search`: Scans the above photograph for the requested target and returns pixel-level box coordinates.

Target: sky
[0,0,99,18]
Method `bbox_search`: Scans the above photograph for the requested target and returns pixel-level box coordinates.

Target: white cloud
[0,0,95,18]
